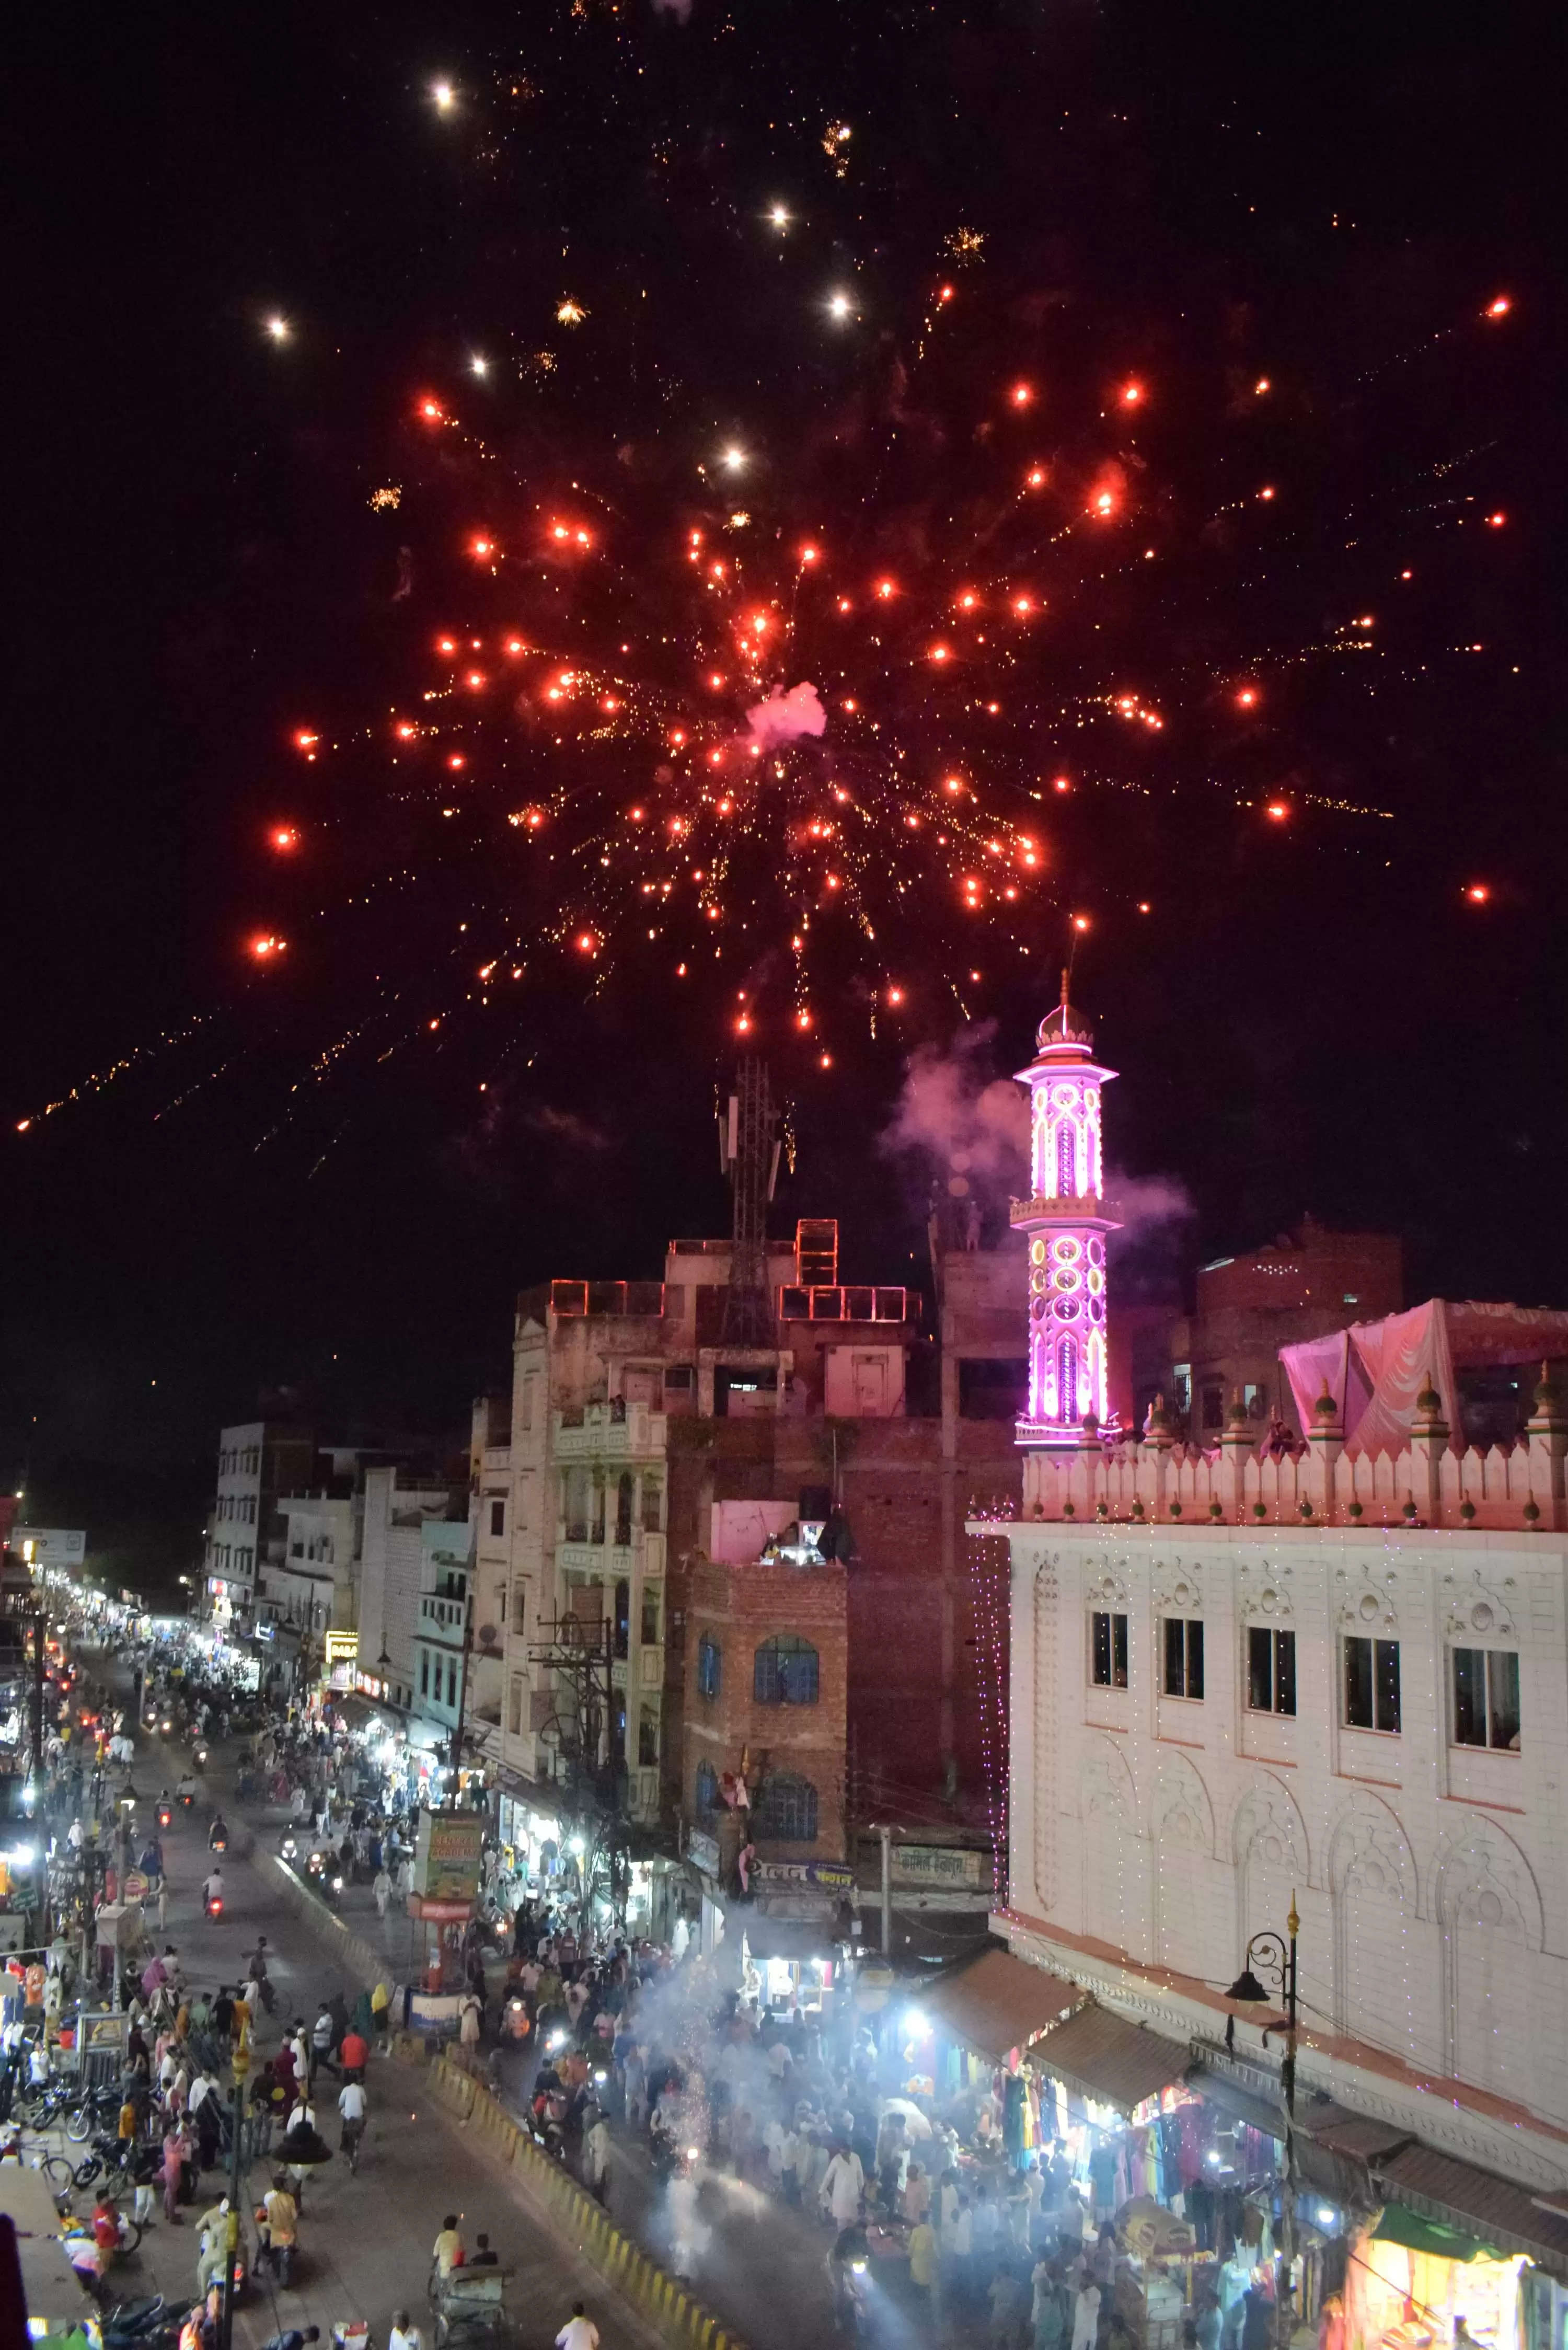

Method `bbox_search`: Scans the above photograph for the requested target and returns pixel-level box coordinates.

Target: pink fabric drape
[1281,1299,1568,1458]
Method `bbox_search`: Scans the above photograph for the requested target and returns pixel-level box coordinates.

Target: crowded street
[5,1629,659,2350]
[9,1600,1366,2350]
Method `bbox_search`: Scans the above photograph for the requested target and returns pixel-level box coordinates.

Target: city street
[71,1650,661,2350]
[127,1669,850,2350]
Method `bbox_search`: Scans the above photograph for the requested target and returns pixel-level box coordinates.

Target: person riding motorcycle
[827,2224,871,2337]
[202,1866,224,1918]
[177,1773,198,1807]
[208,1813,229,1852]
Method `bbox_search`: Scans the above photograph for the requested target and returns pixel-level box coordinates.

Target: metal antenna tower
[719,1056,779,1346]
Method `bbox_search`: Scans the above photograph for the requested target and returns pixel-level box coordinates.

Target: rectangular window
[1452,1647,1520,1750]
[642,1482,663,1534]
[513,1584,527,1630]
[640,1586,661,1646]
[1247,1626,1297,1716]
[1090,1610,1128,1690]
[638,1713,659,1767]
[1162,1618,1205,1700]
[420,1653,429,1697]
[489,1499,505,1538]
[508,1675,523,1737]
[520,1376,535,1432]
[1344,1635,1401,1733]
[1201,1386,1224,1431]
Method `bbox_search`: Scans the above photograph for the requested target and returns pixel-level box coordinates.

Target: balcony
[554,1403,667,1462]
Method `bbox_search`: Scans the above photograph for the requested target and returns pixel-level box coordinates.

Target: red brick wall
[683,1556,848,1859]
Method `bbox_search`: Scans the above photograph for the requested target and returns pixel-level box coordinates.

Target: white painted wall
[999,1522,1568,2145]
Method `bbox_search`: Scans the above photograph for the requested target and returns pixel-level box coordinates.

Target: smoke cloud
[650,0,693,18]
[744,680,827,750]
[882,1027,1194,1251]
[884,1023,1028,1194]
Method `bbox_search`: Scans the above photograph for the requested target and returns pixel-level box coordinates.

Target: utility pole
[448,1582,474,1800]
[30,1598,46,1776]
[217,2037,250,2350]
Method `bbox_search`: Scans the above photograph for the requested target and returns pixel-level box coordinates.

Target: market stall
[1346,2205,1527,2350]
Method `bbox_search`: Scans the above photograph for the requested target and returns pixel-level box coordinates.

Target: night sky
[7,2,1565,1575]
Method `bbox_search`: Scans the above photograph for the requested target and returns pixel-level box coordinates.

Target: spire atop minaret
[1033,966,1096,1056]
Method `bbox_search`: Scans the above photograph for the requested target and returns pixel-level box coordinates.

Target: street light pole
[1226,1895,1300,2349]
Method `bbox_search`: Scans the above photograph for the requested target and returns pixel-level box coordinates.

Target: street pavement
[70,1650,662,2350]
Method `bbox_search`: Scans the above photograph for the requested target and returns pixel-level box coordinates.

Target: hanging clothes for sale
[1004,2071,1028,2157]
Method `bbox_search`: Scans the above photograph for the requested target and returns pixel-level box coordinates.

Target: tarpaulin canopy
[1376,2140,1568,2273]
[923,1946,1082,2062]
[1281,1300,1568,1457]
[1028,2000,1188,2115]
[1370,2202,1500,2263]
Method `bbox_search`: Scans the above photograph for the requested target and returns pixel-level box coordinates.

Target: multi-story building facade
[683,1516,849,1880]
[476,1213,1020,1959]
[981,978,1568,2243]
[355,1465,469,1747]
[203,1422,314,1631]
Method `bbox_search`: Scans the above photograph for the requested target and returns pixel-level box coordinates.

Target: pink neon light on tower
[1011,971,1120,1447]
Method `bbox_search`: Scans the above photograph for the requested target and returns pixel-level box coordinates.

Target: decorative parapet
[978,1423,1568,1533]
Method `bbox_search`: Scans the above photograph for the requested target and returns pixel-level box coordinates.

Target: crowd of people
[491,1902,1185,2346]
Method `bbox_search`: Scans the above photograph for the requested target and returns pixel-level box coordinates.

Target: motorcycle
[191,1745,209,1771]
[177,1786,195,1810]
[203,1888,224,1920]
[103,2295,177,2350]
[156,1804,172,1829]
[305,1849,343,1902]
[279,1830,299,1862]
[65,2086,125,2143]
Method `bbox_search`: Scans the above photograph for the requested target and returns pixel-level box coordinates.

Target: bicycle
[343,2120,365,2175]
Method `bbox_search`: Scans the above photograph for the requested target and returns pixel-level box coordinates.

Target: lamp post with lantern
[1226,1896,1300,2350]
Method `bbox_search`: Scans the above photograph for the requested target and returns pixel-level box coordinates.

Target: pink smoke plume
[885,1025,1194,1235]
[744,680,827,750]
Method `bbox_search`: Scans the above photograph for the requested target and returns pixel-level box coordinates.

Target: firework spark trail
[11,232,1521,1146]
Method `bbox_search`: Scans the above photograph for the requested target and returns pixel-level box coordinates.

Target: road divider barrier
[426,2051,750,2350]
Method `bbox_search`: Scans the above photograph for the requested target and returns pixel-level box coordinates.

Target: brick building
[477,1212,1023,1948]
[684,1529,849,1872]
[1143,1216,1403,1440]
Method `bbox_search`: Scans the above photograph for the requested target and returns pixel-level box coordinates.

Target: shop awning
[1030,2000,1188,2115]
[1376,2142,1568,2275]
[1184,2064,1287,2140]
[923,1946,1083,2064]
[745,1913,844,1961]
[1291,2100,1416,2206]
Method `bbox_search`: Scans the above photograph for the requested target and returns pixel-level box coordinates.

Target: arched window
[615,1472,634,1548]
[694,1760,719,1823]
[638,1710,659,1767]
[697,1634,722,1700]
[754,1634,820,1706]
[754,1771,818,1844]
[613,1577,630,1661]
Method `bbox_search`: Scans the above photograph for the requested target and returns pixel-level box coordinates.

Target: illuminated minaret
[1012,972,1120,1447]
